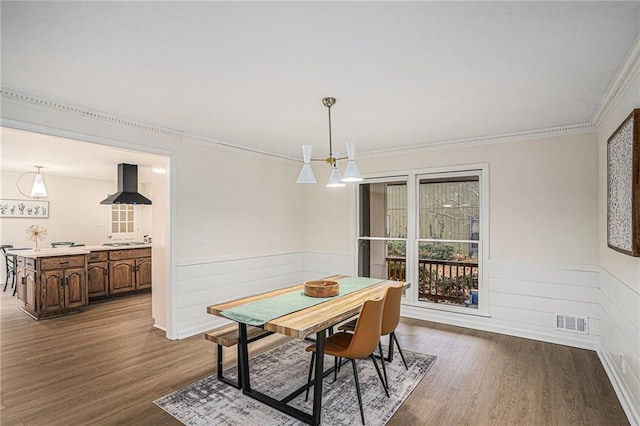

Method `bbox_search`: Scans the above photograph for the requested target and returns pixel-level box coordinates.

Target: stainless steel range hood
[100,163,152,205]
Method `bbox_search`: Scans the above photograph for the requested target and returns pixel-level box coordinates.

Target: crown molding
[361,122,596,157]
[2,87,597,162]
[592,35,640,129]
[1,87,295,161]
[1,88,185,137]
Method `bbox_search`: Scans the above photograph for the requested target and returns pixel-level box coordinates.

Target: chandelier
[296,97,362,187]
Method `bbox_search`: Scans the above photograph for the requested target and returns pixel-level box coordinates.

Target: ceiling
[1,2,639,178]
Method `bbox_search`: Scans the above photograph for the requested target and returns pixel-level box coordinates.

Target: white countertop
[8,244,152,258]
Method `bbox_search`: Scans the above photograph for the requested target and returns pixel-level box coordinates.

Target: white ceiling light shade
[296,97,362,188]
[31,168,48,197]
[17,166,48,199]
[341,141,363,182]
[326,163,346,187]
[296,145,317,184]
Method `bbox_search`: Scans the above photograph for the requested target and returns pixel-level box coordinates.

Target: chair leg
[369,353,389,398]
[391,332,408,370]
[305,351,315,402]
[12,273,17,297]
[333,356,338,382]
[351,359,366,425]
[378,340,389,390]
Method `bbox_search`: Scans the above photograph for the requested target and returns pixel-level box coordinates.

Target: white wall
[300,130,603,350]
[0,171,120,248]
[596,61,640,422]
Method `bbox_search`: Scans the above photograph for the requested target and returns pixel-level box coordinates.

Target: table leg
[239,323,251,392]
[312,329,325,426]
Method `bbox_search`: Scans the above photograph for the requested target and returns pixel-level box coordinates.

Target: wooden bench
[205,324,273,389]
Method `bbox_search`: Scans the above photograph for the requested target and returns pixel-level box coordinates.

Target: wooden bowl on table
[304,280,339,298]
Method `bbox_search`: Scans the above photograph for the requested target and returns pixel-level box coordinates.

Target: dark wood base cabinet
[17,254,88,320]
[16,247,152,319]
[87,251,109,298]
[108,248,152,295]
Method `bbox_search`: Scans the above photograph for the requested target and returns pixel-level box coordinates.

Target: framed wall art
[0,199,49,218]
[607,108,640,257]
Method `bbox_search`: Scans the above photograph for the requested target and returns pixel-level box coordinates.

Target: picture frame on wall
[0,199,49,218]
[607,108,640,257]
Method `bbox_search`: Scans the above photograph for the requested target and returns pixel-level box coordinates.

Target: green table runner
[221,277,384,326]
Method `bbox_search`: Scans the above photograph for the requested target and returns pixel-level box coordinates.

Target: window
[357,165,488,315]
[417,173,480,309]
[357,179,408,282]
[107,204,139,241]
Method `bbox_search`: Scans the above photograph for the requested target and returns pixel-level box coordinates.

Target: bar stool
[1,245,17,294]
[51,242,75,248]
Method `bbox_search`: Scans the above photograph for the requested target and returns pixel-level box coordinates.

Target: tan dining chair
[339,281,408,388]
[304,293,389,425]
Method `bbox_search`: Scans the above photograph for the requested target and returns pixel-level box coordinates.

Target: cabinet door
[135,257,152,290]
[88,262,109,297]
[24,270,37,312]
[109,260,135,294]
[65,267,87,309]
[16,266,25,301]
[40,269,65,314]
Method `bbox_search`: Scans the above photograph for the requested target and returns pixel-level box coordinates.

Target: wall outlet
[202,235,209,245]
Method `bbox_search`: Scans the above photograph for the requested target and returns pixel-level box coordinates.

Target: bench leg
[216,344,241,389]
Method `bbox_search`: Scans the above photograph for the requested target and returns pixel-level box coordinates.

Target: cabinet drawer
[40,255,86,270]
[16,257,36,270]
[88,251,108,262]
[108,248,151,260]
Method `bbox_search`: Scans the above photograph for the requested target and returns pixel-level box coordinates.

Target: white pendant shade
[30,171,48,197]
[296,164,317,184]
[342,160,362,182]
[341,140,362,182]
[296,145,317,183]
[326,164,346,187]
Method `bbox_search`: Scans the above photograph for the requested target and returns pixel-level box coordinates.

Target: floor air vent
[555,314,588,334]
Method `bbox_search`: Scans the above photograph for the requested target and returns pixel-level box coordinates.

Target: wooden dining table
[207,275,406,426]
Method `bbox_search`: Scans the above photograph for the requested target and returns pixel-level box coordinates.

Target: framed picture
[607,109,640,257]
[0,199,49,218]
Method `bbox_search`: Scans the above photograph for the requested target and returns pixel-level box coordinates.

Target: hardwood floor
[0,291,629,425]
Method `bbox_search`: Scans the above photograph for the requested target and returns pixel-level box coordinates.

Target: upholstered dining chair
[305,293,389,425]
[339,282,408,388]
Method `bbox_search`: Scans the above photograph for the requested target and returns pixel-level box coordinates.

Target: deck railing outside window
[387,256,479,306]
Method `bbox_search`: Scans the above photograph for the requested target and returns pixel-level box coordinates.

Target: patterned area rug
[155,339,436,425]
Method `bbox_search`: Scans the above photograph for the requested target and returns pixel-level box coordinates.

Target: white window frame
[104,204,141,242]
[354,163,490,317]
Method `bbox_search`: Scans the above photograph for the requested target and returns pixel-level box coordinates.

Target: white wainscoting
[302,251,354,281]
[401,259,601,350]
[174,252,305,338]
[173,251,353,339]
[597,269,640,425]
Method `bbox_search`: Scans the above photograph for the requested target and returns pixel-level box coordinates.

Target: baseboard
[597,349,640,425]
[400,305,598,351]
[177,317,233,340]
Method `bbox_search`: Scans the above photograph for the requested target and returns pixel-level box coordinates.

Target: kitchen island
[10,244,152,319]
